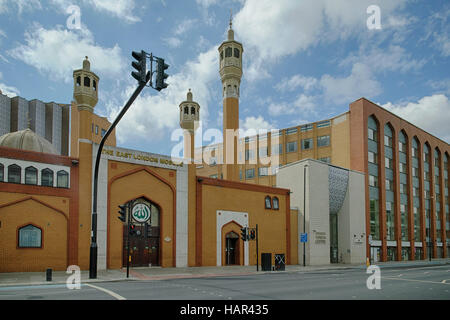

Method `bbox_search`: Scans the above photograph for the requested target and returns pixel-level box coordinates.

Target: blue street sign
[300,233,308,243]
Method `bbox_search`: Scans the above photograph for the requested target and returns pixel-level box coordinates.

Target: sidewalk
[0,258,448,288]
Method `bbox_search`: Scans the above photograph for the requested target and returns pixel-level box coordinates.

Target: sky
[0,0,449,157]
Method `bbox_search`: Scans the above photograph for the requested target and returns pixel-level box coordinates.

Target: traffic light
[129,224,136,236]
[131,50,147,83]
[155,57,169,91]
[249,229,256,240]
[240,227,248,241]
[118,204,126,222]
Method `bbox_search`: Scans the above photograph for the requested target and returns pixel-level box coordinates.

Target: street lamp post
[303,164,308,267]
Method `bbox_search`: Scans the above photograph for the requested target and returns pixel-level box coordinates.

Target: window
[95,125,99,135]
[220,51,223,60]
[400,183,407,194]
[301,138,313,150]
[286,141,297,153]
[385,157,393,169]
[234,48,240,58]
[271,144,282,155]
[225,47,232,57]
[245,149,255,161]
[317,135,330,147]
[101,129,107,137]
[246,168,255,179]
[301,124,313,132]
[265,196,272,209]
[319,157,331,164]
[191,107,196,115]
[317,120,330,128]
[76,76,81,86]
[399,162,407,173]
[412,167,419,177]
[384,135,393,147]
[209,174,218,179]
[258,167,269,177]
[286,127,297,135]
[368,128,377,141]
[413,187,419,197]
[368,151,377,164]
[272,197,279,210]
[259,147,268,158]
[84,76,90,87]
[18,225,42,248]
[57,170,69,188]
[93,80,97,91]
[209,157,217,166]
[399,141,407,153]
[184,106,188,114]
[41,168,54,187]
[25,166,38,185]
[8,164,21,184]
[385,179,393,191]
[0,163,3,182]
[369,175,378,187]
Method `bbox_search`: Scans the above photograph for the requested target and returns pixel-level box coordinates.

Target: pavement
[0,258,449,288]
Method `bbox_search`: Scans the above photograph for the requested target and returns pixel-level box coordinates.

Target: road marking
[383,277,450,286]
[442,279,450,284]
[397,274,403,277]
[85,283,126,300]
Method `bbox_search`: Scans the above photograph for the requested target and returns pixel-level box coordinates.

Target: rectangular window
[301,124,313,132]
[370,199,380,240]
[399,142,406,153]
[385,157,393,169]
[245,149,255,161]
[319,157,331,164]
[317,135,330,148]
[286,141,297,153]
[384,135,392,147]
[245,168,255,179]
[412,167,419,177]
[258,167,269,176]
[400,183,407,194]
[399,162,407,173]
[386,179,393,191]
[317,120,330,128]
[271,144,282,155]
[368,151,377,164]
[369,175,378,187]
[368,128,377,141]
[95,125,99,135]
[101,129,107,137]
[412,147,418,158]
[286,127,298,135]
[413,187,419,197]
[259,146,268,158]
[301,138,313,150]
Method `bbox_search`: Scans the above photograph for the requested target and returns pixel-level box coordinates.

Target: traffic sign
[300,233,308,243]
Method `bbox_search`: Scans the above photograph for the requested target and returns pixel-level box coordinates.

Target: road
[1,265,449,300]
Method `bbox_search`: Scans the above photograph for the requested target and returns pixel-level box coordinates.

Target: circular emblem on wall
[131,203,151,223]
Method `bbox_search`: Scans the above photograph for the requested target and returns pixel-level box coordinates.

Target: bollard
[46,268,52,281]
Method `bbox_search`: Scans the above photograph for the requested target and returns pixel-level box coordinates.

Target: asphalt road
[1,265,449,300]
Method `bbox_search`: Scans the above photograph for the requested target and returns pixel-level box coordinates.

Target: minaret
[179,89,200,163]
[218,13,243,181]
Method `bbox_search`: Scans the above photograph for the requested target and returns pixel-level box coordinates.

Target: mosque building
[0,20,448,273]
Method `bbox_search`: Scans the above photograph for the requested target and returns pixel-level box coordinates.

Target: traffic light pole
[89,73,150,279]
[256,224,259,272]
[126,201,133,278]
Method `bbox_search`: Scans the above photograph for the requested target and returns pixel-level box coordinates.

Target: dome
[0,128,58,155]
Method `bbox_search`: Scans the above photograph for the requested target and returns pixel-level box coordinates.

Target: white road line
[85,283,126,300]
[383,277,450,286]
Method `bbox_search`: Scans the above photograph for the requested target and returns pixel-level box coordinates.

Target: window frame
[57,170,69,188]
[41,168,54,187]
[18,224,42,249]
[25,166,38,185]
[265,196,272,209]
[8,164,21,184]
[272,197,279,210]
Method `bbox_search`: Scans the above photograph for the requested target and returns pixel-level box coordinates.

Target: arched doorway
[122,198,160,267]
[225,231,240,265]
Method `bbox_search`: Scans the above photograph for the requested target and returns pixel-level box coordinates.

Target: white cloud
[8,24,125,82]
[276,75,318,93]
[381,94,450,143]
[240,115,275,132]
[0,72,20,97]
[320,63,382,104]
[0,0,41,14]
[233,0,407,81]
[163,37,183,48]
[108,46,219,146]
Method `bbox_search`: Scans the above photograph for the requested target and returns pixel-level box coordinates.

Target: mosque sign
[131,203,151,223]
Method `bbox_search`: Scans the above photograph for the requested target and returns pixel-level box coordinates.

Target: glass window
[18,225,42,248]
[234,48,240,58]
[370,199,380,240]
[101,129,106,137]
[57,170,69,188]
[384,135,393,147]
[368,128,377,141]
[386,201,395,240]
[271,144,282,155]
[368,151,377,164]
[317,120,330,128]
[258,167,269,177]
[286,141,297,153]
[25,167,38,185]
[301,124,313,132]
[0,163,3,182]
[191,107,196,115]
[317,135,330,147]
[272,197,279,210]
[265,196,272,209]
[245,168,255,179]
[8,164,21,184]
[225,47,232,57]
[385,157,393,169]
[41,168,54,187]
[184,106,188,114]
[301,138,313,150]
[399,162,407,173]
[319,157,331,164]
[369,175,378,187]
[385,179,393,191]
[286,127,297,135]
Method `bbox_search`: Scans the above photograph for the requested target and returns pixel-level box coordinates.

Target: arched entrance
[225,231,240,265]
[122,197,161,267]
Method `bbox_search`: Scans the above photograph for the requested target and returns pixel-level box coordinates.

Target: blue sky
[0,0,449,156]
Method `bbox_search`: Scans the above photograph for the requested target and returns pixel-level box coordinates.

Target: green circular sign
[132,203,151,223]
